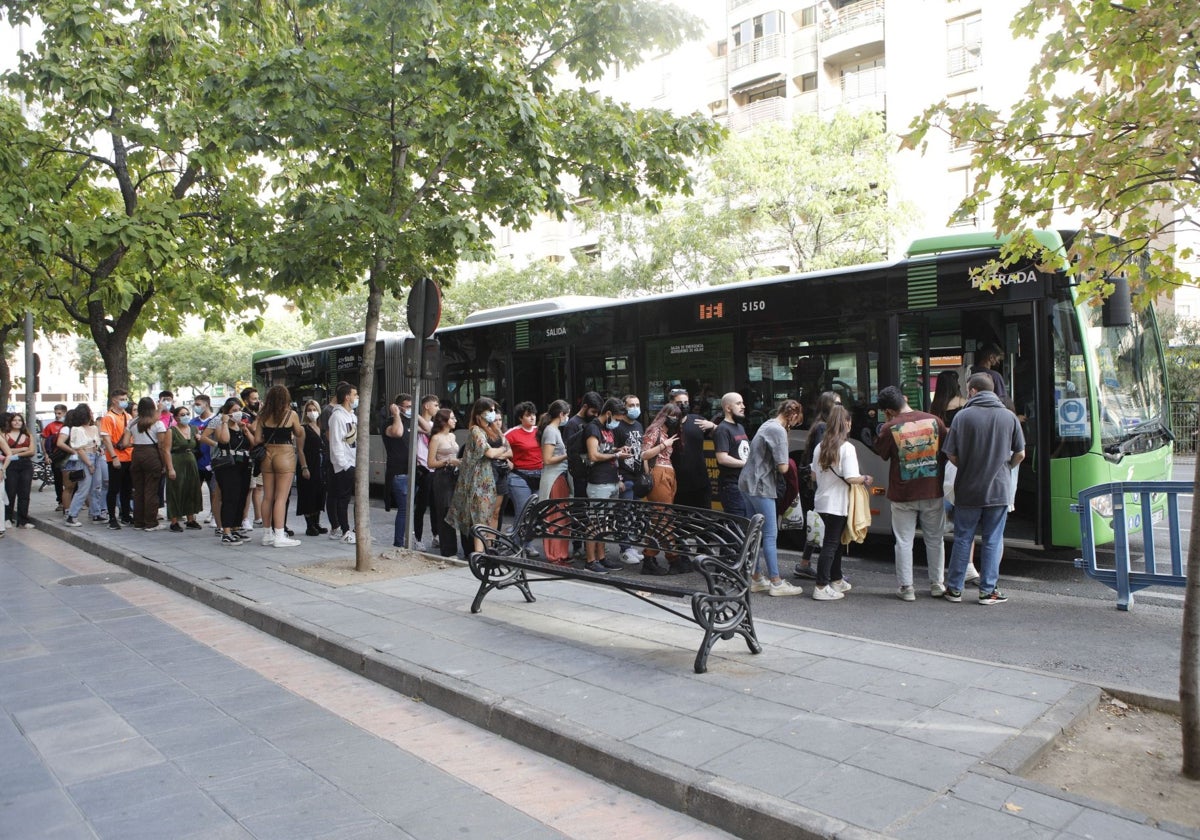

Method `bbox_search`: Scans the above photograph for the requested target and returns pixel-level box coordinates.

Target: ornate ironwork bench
[468,497,765,673]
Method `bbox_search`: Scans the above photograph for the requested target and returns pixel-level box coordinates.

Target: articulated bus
[254,230,1172,549]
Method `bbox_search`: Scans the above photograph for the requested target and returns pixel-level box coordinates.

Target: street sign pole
[403,279,442,551]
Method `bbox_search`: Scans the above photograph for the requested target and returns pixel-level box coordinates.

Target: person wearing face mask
[667,388,716,509]
[581,397,630,572]
[240,387,265,531]
[382,393,413,545]
[201,397,257,545]
[127,398,172,532]
[446,397,510,555]
[714,392,753,519]
[296,399,328,536]
[638,403,682,575]
[613,396,644,565]
[2,412,35,529]
[99,390,134,530]
[412,394,440,551]
[189,395,215,524]
[326,382,359,544]
[165,406,203,532]
[504,401,542,555]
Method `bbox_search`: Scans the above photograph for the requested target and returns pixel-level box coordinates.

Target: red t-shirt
[504,425,543,471]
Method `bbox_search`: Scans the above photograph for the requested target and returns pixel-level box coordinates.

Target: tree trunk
[1182,452,1200,778]
[354,271,385,572]
[0,327,12,411]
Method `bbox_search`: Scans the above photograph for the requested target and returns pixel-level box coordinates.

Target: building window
[716,39,728,57]
[947,12,982,76]
[731,11,785,47]
[746,83,786,103]
[800,72,818,92]
[799,5,817,27]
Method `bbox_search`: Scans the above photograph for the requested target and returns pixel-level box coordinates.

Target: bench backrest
[510,496,762,568]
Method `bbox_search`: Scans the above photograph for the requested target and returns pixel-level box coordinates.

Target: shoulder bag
[632,458,654,498]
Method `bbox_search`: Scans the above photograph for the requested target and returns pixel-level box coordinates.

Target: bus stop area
[8,490,1195,840]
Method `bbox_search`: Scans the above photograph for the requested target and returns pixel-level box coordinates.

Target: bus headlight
[1090,495,1114,518]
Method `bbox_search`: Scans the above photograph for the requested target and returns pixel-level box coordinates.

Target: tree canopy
[902,0,1200,302]
[0,0,278,389]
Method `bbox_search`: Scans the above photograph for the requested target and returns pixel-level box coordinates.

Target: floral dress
[446,425,497,535]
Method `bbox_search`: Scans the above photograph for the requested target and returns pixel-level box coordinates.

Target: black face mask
[675,402,689,414]
[665,417,681,431]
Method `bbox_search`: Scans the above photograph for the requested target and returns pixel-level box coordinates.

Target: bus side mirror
[1102,275,1132,328]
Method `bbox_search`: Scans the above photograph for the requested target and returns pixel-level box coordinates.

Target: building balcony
[728,33,789,91]
[727,96,787,134]
[819,0,885,63]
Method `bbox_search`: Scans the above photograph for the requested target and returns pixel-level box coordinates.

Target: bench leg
[470,566,537,614]
[690,594,762,673]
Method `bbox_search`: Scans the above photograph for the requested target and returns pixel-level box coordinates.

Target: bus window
[577,351,635,404]
[746,322,882,438]
[643,334,734,416]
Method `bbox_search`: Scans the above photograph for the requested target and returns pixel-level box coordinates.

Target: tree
[904,0,1200,778]
[240,0,722,569]
[0,0,278,390]
[456,110,912,313]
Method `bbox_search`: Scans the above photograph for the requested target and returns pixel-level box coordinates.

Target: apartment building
[491,0,1199,317]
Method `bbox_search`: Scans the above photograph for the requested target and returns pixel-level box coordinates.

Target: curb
[33,515,881,840]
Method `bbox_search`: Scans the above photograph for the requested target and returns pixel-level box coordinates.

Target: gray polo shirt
[942,391,1025,507]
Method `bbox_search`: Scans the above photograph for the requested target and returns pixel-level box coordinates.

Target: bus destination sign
[697,300,726,322]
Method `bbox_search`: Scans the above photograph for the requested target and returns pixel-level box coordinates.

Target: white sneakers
[262,531,275,546]
[768,579,804,597]
[273,529,301,548]
[328,528,343,540]
[830,579,851,593]
[897,585,916,601]
[930,582,947,597]
[342,531,356,544]
[812,585,844,601]
[620,548,642,566]
[964,564,980,583]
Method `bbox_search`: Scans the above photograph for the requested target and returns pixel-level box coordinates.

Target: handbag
[249,443,267,464]
[492,458,511,494]
[632,460,654,498]
[210,452,235,469]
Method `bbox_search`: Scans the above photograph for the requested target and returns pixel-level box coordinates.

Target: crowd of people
[2,356,1025,605]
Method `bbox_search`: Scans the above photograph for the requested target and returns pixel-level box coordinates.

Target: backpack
[563,417,589,482]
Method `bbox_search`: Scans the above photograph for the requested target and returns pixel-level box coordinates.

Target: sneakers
[262,531,275,546]
[328,528,343,540]
[601,557,624,571]
[793,563,817,580]
[92,515,106,523]
[241,518,253,531]
[273,530,301,548]
[20,523,35,530]
[750,576,772,593]
[964,565,980,585]
[431,536,439,548]
[169,522,183,533]
[65,516,81,527]
[185,521,202,530]
[897,585,916,602]
[584,561,609,574]
[341,531,356,544]
[978,589,1009,605]
[620,548,642,566]
[830,579,851,594]
[221,532,243,546]
[944,588,963,603]
[253,518,263,527]
[811,584,843,600]
[930,582,946,598]
[413,539,429,552]
[768,579,804,597]
[108,519,122,531]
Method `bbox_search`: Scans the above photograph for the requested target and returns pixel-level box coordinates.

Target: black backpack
[563,417,589,482]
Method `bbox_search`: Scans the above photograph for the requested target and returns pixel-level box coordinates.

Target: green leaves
[905,0,1200,301]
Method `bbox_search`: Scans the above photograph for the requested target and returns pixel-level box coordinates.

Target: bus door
[573,347,636,405]
[510,348,569,419]
[898,305,1045,545]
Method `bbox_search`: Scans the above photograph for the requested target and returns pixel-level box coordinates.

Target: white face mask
[350,399,359,411]
[307,411,319,422]
[230,411,243,422]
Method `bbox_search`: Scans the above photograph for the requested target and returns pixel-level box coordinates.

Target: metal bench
[468,497,765,673]
[1073,480,1191,610]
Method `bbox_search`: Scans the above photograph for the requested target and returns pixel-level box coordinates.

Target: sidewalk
[15,491,1197,840]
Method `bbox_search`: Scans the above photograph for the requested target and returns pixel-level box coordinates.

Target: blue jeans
[391,474,408,547]
[508,471,539,543]
[67,452,101,518]
[90,457,108,517]
[747,494,780,579]
[946,504,1007,594]
[718,479,752,519]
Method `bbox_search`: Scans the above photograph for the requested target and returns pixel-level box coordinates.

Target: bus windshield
[1081,303,1168,448]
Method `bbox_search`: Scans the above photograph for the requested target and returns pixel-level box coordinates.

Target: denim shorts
[586,482,619,500]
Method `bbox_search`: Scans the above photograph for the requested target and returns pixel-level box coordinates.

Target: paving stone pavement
[6,490,1198,840]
